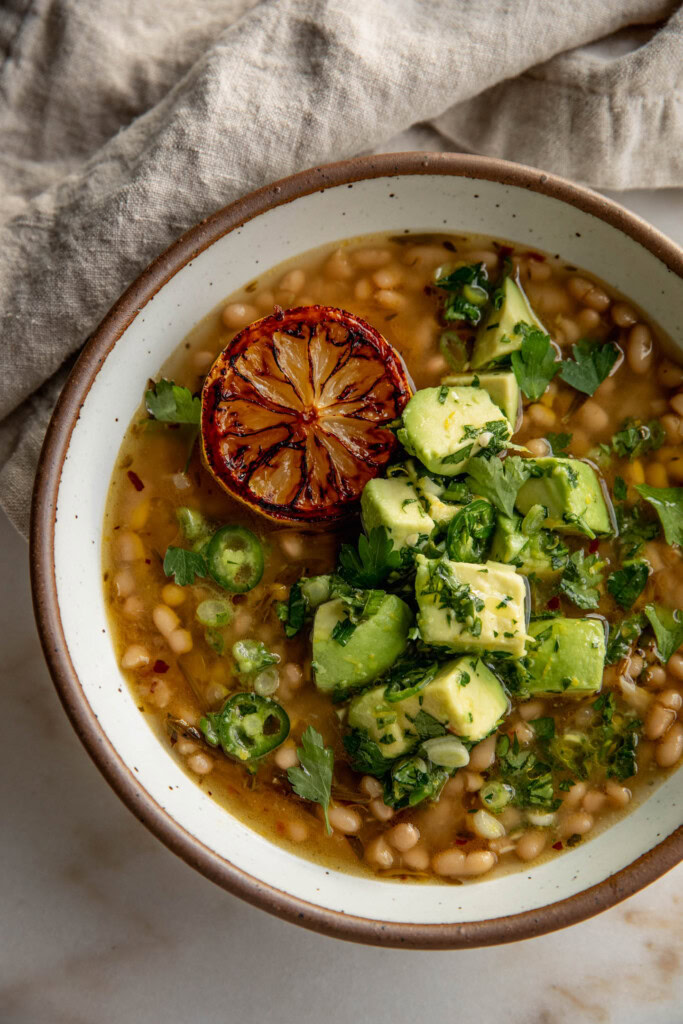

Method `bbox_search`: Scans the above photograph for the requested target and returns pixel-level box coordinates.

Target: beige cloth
[1,0,681,536]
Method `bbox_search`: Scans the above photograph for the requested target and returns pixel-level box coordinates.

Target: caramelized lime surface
[201,306,412,522]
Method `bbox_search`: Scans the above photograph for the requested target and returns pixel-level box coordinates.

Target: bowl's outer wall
[31,154,683,948]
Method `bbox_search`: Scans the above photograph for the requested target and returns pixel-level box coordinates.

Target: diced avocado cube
[400,386,512,477]
[489,514,567,580]
[361,476,434,550]
[347,686,421,760]
[471,278,545,369]
[312,595,413,695]
[415,555,528,657]
[515,457,612,537]
[420,655,509,743]
[443,371,521,429]
[525,617,605,696]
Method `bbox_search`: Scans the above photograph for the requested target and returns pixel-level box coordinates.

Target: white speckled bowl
[31,154,683,947]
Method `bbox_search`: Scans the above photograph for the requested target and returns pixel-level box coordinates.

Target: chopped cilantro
[437,385,449,404]
[510,322,559,400]
[616,500,660,558]
[606,614,645,665]
[446,499,496,563]
[612,419,665,461]
[559,339,619,396]
[546,432,572,457]
[435,263,489,325]
[331,618,357,646]
[558,550,605,609]
[343,729,389,777]
[613,476,627,501]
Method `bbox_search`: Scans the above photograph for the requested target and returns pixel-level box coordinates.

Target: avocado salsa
[104,231,683,881]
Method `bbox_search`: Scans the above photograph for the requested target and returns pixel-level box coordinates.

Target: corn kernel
[129,498,150,530]
[624,459,645,485]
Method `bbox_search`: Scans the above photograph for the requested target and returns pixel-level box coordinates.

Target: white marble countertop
[2,186,683,1024]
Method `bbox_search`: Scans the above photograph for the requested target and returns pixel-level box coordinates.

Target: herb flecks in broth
[104,231,683,882]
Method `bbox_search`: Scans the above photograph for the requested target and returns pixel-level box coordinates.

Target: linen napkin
[1,0,681,537]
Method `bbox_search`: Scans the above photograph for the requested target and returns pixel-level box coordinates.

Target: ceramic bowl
[31,153,683,948]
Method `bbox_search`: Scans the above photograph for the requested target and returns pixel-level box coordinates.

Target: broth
[103,231,683,882]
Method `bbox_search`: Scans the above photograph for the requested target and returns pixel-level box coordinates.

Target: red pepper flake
[275,820,286,835]
[547,595,561,611]
[589,538,600,554]
[455,837,469,846]
[153,660,169,674]
[552,841,563,850]
[127,470,144,491]
[522,250,545,261]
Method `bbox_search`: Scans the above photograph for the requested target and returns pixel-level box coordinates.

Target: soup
[103,232,683,882]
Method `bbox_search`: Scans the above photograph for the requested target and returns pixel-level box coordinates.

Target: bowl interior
[44,164,683,939]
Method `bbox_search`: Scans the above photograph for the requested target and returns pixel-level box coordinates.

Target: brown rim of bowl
[30,152,683,949]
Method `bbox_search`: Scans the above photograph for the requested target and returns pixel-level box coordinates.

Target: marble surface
[2,187,683,1024]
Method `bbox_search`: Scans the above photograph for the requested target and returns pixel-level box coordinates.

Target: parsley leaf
[635,484,683,547]
[612,419,665,461]
[163,546,207,586]
[558,550,605,609]
[338,526,402,588]
[559,339,619,396]
[466,455,531,518]
[546,432,572,457]
[145,379,201,424]
[510,322,559,401]
[343,729,390,777]
[607,561,649,609]
[644,604,683,663]
[288,726,334,833]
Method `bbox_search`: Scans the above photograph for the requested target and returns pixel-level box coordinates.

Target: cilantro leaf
[607,561,649,609]
[163,546,207,586]
[635,484,683,547]
[612,419,665,461]
[559,339,619,396]
[510,323,559,401]
[145,379,201,424]
[338,526,402,588]
[644,604,683,663]
[559,550,605,609]
[606,614,644,665]
[288,726,334,833]
[343,729,390,777]
[546,432,572,457]
[466,455,532,518]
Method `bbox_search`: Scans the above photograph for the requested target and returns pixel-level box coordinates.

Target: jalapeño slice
[200,693,290,762]
[206,525,264,593]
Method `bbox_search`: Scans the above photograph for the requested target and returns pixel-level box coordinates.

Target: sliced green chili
[200,693,290,762]
[206,525,264,593]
